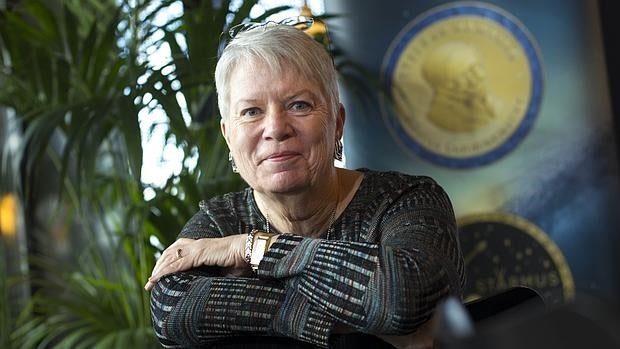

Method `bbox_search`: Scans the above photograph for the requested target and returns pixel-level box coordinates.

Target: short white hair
[215,25,339,120]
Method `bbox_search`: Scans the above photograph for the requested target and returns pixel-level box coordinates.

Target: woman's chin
[258,170,311,194]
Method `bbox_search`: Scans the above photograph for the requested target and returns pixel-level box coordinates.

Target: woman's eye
[289,101,312,112]
[241,108,261,118]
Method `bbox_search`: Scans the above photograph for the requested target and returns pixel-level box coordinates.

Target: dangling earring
[334,139,343,161]
[229,152,239,173]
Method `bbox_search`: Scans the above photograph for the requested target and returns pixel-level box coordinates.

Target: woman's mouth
[265,151,299,162]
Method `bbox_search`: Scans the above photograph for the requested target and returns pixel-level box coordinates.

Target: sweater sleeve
[258,177,465,335]
[151,271,336,348]
[150,204,337,348]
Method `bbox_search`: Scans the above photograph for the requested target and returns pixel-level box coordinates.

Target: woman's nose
[262,109,294,141]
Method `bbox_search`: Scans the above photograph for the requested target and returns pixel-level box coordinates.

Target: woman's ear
[336,103,346,139]
[220,118,231,148]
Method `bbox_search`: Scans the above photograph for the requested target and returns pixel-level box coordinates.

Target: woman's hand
[144,234,246,291]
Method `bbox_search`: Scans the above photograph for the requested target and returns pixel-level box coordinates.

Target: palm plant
[1,0,156,346]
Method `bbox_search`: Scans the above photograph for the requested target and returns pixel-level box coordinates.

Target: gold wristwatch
[247,229,279,272]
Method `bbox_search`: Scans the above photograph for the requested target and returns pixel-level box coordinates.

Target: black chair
[464,286,545,322]
[434,286,544,341]
[436,287,620,349]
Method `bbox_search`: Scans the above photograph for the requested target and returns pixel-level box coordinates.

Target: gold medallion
[382,3,543,167]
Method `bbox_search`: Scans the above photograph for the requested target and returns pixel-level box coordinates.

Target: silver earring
[229,152,239,173]
[334,139,343,161]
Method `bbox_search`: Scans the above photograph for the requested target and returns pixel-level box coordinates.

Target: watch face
[250,238,267,267]
[380,2,544,168]
[458,212,574,305]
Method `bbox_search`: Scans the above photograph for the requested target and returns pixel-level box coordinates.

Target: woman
[145,19,465,349]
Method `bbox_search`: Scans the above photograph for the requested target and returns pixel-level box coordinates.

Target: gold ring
[176,248,183,259]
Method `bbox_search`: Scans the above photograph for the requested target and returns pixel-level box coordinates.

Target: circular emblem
[381,2,544,168]
[458,212,574,305]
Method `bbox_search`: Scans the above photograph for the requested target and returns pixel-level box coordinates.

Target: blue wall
[327,0,620,304]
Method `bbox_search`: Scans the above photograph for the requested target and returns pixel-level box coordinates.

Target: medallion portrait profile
[381,2,543,167]
[421,42,503,133]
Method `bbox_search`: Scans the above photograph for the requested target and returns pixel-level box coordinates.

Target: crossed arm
[147,184,464,348]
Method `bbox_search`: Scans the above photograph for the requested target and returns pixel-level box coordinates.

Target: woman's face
[221,62,344,195]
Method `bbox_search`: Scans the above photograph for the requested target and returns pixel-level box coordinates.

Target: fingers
[143,236,248,292]
[150,255,184,282]
[144,258,184,291]
[144,279,157,291]
[144,243,188,291]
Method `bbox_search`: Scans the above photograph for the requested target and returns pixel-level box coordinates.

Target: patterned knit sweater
[150,169,465,348]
